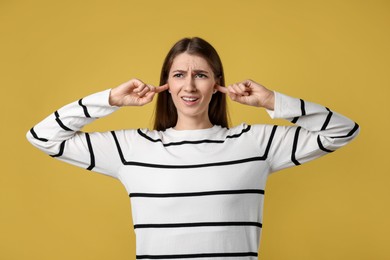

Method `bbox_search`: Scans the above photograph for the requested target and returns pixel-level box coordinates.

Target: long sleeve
[26,89,122,178]
[262,91,359,173]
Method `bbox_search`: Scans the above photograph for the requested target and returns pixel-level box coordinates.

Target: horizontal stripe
[300,99,306,116]
[54,111,73,131]
[85,133,95,170]
[113,126,277,169]
[137,125,251,147]
[321,108,333,131]
[112,131,265,168]
[291,127,301,165]
[317,135,334,153]
[50,140,66,158]
[134,221,262,229]
[136,252,258,259]
[331,123,359,139]
[291,117,299,124]
[78,99,91,118]
[226,125,251,139]
[262,125,277,159]
[122,156,265,169]
[30,127,48,142]
[130,189,264,198]
[290,99,306,123]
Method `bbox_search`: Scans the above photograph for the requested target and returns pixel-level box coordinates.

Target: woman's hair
[153,37,228,131]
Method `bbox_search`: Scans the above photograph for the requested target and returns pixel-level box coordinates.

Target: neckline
[165,125,221,136]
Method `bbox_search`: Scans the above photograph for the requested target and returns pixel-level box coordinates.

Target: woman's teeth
[182,97,198,102]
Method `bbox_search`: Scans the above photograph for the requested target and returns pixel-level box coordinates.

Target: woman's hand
[217,79,275,110]
[109,79,168,107]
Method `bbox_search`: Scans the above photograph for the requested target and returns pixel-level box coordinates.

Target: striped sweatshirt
[26,89,359,259]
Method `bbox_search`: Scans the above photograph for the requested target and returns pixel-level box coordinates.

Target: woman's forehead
[170,53,212,71]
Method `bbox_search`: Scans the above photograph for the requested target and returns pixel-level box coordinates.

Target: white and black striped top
[26,89,359,259]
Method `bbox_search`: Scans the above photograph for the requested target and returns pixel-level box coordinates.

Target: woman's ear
[165,81,171,93]
[213,77,221,94]
[216,76,221,85]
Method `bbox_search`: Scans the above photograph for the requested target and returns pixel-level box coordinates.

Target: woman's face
[168,52,217,125]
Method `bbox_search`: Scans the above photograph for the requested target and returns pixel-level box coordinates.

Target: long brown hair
[153,37,228,131]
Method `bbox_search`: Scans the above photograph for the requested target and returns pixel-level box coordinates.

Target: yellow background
[1,0,389,259]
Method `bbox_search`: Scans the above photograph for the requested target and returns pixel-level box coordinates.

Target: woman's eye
[173,73,183,78]
[195,73,207,78]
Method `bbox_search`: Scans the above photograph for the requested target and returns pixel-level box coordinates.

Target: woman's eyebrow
[171,69,210,74]
[193,70,210,74]
[171,69,186,73]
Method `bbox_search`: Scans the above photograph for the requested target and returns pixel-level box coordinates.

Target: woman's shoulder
[134,124,255,144]
[228,122,273,134]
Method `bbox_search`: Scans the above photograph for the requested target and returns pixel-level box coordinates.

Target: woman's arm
[217,80,359,173]
[26,79,168,178]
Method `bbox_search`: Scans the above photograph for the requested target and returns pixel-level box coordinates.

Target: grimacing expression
[168,53,217,122]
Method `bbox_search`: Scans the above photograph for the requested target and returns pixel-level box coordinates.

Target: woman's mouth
[182,97,198,101]
[181,96,199,105]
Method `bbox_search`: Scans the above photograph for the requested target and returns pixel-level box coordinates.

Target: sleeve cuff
[266,91,280,119]
[266,91,302,119]
[81,88,120,117]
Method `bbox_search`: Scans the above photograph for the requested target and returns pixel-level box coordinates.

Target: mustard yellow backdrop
[1,0,389,259]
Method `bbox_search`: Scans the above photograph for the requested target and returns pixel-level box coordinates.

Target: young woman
[27,37,359,259]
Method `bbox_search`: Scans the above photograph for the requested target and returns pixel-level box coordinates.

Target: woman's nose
[183,76,197,92]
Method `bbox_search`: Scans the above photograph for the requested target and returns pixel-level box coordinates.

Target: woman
[27,37,359,259]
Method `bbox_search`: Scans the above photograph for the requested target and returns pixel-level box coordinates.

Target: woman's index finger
[155,84,169,93]
[216,85,228,94]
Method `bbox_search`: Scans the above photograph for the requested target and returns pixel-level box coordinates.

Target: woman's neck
[174,117,213,130]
